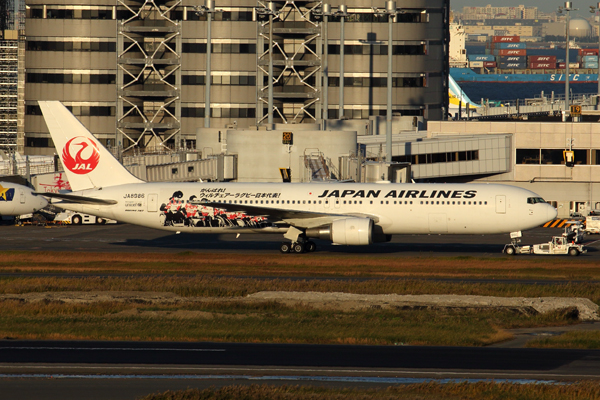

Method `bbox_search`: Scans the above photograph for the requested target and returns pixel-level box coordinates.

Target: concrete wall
[225,129,357,182]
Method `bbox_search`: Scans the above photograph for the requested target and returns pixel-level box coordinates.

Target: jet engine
[306,218,373,245]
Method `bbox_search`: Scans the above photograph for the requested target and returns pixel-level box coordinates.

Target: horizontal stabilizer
[35,192,117,205]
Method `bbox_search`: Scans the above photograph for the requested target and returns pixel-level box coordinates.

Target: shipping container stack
[490,36,526,70]
[578,49,599,70]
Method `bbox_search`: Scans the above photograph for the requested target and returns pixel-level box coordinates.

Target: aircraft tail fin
[448,74,481,109]
[39,101,143,191]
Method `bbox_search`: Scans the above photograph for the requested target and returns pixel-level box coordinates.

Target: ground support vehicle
[504,233,586,256]
[585,216,600,234]
[53,211,116,225]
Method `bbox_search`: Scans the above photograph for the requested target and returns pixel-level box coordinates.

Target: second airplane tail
[39,101,143,191]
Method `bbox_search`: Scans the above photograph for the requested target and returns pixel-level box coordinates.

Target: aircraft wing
[197,200,379,228]
[35,192,118,205]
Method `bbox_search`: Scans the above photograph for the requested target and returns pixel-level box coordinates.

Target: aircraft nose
[548,204,558,221]
[39,196,49,209]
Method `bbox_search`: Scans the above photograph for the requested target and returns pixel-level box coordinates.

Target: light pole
[337,5,348,120]
[315,4,332,122]
[256,3,279,126]
[194,0,222,128]
[374,1,403,163]
[558,2,576,119]
[590,3,600,105]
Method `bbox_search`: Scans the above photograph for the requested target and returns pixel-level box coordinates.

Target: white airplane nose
[39,196,49,209]
[548,204,558,221]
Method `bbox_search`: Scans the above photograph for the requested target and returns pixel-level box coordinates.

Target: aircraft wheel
[504,246,515,255]
[569,247,580,256]
[305,241,317,252]
[292,242,305,253]
[72,215,82,225]
[280,242,292,253]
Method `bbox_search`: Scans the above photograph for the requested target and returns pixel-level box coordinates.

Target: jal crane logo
[62,136,100,175]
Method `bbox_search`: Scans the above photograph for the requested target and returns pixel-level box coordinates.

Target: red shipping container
[529,62,556,69]
[498,49,526,56]
[528,55,557,63]
[491,36,520,43]
[557,62,566,68]
[580,49,599,56]
[483,61,496,67]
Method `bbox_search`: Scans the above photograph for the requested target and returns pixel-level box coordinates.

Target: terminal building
[23,0,449,155]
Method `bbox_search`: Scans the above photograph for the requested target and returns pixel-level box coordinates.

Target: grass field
[0,251,599,348]
[1,251,600,280]
[141,382,600,400]
[0,300,581,345]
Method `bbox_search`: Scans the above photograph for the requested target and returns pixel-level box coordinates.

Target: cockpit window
[527,197,546,204]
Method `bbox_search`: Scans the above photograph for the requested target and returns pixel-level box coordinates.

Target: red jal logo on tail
[62,136,100,175]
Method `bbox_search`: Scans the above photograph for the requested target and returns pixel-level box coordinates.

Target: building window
[518,149,589,165]
[181,107,256,119]
[394,150,479,164]
[27,41,116,52]
[27,6,114,20]
[327,76,425,88]
[183,43,256,54]
[26,73,116,85]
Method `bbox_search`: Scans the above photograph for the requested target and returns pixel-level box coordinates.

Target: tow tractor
[503,231,586,256]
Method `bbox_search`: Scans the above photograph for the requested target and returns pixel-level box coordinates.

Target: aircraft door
[19,190,25,204]
[148,193,158,212]
[495,195,506,214]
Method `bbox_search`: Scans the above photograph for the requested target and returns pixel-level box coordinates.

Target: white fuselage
[0,182,48,216]
[54,182,557,236]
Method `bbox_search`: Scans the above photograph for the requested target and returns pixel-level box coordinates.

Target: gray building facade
[24,0,449,155]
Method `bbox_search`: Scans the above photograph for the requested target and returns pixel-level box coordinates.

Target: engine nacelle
[306,218,373,245]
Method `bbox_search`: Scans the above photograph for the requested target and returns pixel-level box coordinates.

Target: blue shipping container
[498,55,526,63]
[499,62,527,69]
[583,62,599,69]
[468,54,496,61]
[582,55,599,62]
[495,42,527,49]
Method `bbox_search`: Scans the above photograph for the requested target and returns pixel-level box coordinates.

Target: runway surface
[1,340,600,400]
[0,223,598,258]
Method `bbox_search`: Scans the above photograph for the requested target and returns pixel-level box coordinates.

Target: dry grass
[1,251,600,280]
[2,276,600,303]
[141,382,600,400]
[527,331,600,349]
[1,251,598,348]
[0,300,580,345]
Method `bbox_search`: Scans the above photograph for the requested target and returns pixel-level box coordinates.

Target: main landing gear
[280,226,317,253]
[280,240,317,254]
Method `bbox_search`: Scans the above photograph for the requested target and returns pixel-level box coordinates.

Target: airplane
[0,182,48,216]
[38,100,557,253]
